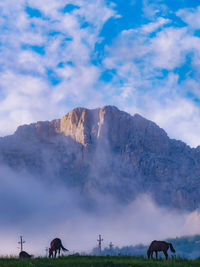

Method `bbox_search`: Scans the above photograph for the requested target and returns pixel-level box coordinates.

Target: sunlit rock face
[60,107,100,146]
[0,106,200,211]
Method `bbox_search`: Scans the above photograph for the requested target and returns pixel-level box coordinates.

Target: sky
[1,0,200,147]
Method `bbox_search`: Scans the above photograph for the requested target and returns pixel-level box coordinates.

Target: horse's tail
[60,243,69,252]
[168,243,175,253]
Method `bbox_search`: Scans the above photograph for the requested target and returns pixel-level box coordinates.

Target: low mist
[0,165,199,257]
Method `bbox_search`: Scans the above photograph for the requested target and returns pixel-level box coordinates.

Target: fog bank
[0,165,199,256]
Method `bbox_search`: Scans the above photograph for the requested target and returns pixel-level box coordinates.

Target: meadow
[0,256,200,267]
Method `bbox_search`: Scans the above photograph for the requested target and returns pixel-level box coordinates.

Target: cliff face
[0,106,200,211]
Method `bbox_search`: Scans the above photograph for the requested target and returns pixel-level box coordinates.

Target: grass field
[0,256,200,267]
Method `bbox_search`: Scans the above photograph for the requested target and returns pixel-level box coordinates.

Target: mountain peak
[59,105,127,146]
[1,105,200,211]
[14,106,168,148]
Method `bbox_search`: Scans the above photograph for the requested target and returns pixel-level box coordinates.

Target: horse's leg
[155,251,158,259]
[54,250,57,258]
[163,251,168,260]
[151,251,153,259]
[58,248,61,257]
[147,251,150,259]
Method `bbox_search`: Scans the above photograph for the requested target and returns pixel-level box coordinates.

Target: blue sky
[0,0,200,146]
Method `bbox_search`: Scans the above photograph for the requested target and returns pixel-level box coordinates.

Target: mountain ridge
[0,105,199,211]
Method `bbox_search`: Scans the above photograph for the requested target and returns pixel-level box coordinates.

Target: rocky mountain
[0,105,200,211]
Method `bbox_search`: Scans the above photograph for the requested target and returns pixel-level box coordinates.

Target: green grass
[0,256,199,267]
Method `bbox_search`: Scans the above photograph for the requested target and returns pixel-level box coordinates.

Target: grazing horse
[49,238,69,258]
[147,240,175,260]
[19,251,33,259]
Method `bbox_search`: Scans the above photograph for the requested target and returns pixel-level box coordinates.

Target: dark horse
[147,240,175,260]
[49,238,69,258]
[19,251,33,259]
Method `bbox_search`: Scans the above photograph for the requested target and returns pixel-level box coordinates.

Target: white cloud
[26,0,66,17]
[141,97,200,148]
[151,27,200,70]
[75,0,115,30]
[177,6,200,29]
[142,17,171,33]
[142,0,161,18]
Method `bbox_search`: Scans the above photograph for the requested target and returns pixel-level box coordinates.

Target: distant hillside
[0,106,200,210]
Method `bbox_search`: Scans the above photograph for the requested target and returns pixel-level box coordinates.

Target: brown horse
[147,240,175,260]
[49,238,69,258]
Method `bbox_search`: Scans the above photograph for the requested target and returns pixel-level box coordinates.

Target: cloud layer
[0,164,200,256]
